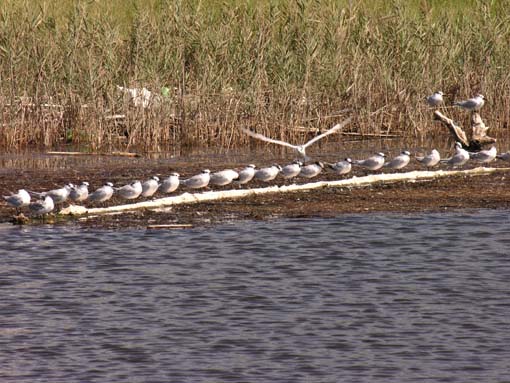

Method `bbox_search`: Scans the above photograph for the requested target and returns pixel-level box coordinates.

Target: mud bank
[2,157,510,228]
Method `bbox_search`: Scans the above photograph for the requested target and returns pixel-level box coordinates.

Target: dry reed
[1,0,510,152]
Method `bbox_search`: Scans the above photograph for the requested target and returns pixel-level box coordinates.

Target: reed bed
[1,0,510,152]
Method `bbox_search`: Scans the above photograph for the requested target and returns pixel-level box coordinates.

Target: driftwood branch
[471,112,496,148]
[433,111,495,151]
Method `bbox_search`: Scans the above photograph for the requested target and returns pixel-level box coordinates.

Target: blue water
[1,210,510,382]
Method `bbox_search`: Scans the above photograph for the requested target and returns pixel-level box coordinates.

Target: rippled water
[1,210,510,382]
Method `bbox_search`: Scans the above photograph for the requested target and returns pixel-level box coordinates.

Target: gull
[69,182,89,202]
[384,150,411,170]
[116,180,142,199]
[426,91,444,107]
[38,184,73,204]
[254,164,282,182]
[326,158,353,175]
[469,146,497,163]
[441,142,470,167]
[353,152,386,171]
[416,149,441,167]
[141,176,160,197]
[88,182,114,203]
[29,195,54,216]
[281,160,303,179]
[235,164,256,185]
[240,117,352,160]
[209,169,240,186]
[181,169,211,189]
[160,173,180,193]
[454,94,485,111]
[300,161,324,178]
[497,152,510,162]
[3,189,31,213]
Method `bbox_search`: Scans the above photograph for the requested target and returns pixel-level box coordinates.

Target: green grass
[1,0,509,151]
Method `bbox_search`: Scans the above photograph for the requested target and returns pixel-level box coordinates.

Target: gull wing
[302,117,352,149]
[240,127,298,150]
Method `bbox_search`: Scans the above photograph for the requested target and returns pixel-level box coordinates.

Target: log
[433,111,469,147]
[433,111,495,151]
[471,112,496,148]
[47,151,140,157]
[60,167,509,217]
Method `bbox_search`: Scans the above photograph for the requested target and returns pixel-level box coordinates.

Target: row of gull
[3,144,508,217]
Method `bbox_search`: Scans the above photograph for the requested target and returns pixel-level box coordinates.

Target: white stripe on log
[60,167,509,217]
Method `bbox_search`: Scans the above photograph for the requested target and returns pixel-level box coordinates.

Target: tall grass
[1,0,509,152]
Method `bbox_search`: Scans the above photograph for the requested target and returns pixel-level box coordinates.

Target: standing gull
[141,176,160,197]
[384,151,411,170]
[38,184,73,204]
[415,149,441,167]
[240,117,352,160]
[299,161,324,178]
[69,182,89,203]
[235,164,256,185]
[254,164,282,182]
[181,169,211,189]
[426,91,444,107]
[441,142,470,167]
[29,195,54,217]
[454,94,485,111]
[116,180,143,200]
[353,153,386,171]
[281,160,303,179]
[160,173,180,193]
[88,182,114,204]
[3,189,31,213]
[209,169,240,186]
[326,158,352,175]
[469,146,497,164]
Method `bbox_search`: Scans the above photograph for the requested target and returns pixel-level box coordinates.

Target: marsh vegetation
[1,0,509,152]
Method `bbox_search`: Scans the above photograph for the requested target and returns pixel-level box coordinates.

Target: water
[1,210,510,382]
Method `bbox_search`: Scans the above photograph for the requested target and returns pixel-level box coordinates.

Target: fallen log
[60,167,509,217]
[47,151,140,157]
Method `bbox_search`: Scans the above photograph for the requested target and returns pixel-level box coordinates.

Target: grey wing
[302,117,352,148]
[240,128,298,150]
[4,195,21,205]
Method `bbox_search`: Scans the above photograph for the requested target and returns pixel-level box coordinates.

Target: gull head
[151,176,160,182]
[170,172,180,177]
[202,169,211,174]
[402,150,411,156]
[345,158,353,163]
[105,182,114,187]
[377,152,386,158]
[247,164,256,169]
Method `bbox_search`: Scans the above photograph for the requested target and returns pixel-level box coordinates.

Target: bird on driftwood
[454,94,485,111]
[240,117,352,162]
[426,91,444,107]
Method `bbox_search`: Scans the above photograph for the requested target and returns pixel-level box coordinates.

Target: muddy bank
[2,152,510,228]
